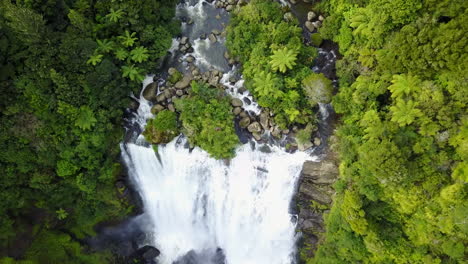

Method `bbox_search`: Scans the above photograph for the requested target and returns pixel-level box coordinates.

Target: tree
[96,39,114,53]
[118,30,138,47]
[86,54,103,66]
[252,71,282,98]
[105,8,124,23]
[121,64,145,82]
[389,99,422,127]
[130,46,149,63]
[302,73,333,106]
[269,47,298,73]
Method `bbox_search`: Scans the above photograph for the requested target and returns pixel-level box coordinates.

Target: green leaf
[75,106,97,130]
[269,47,298,73]
[130,46,149,63]
[86,54,103,66]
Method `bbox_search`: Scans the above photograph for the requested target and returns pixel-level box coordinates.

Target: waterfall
[122,136,313,264]
[120,1,318,263]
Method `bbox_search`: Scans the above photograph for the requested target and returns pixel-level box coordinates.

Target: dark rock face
[295,151,338,260]
[131,245,161,263]
[173,248,225,264]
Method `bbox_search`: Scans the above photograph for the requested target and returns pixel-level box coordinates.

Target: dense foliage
[309,0,468,263]
[0,0,178,262]
[175,82,239,159]
[227,0,320,128]
[143,110,179,144]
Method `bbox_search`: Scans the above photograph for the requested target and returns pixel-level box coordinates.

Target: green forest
[311,0,467,263]
[0,0,178,262]
[1,0,467,263]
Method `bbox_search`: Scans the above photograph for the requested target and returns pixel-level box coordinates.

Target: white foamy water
[122,136,313,264]
[121,1,319,263]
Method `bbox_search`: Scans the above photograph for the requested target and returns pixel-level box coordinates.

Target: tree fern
[269,47,298,73]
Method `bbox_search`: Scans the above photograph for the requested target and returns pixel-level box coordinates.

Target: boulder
[259,112,269,130]
[168,104,175,112]
[151,104,165,114]
[239,116,251,128]
[298,141,313,151]
[243,97,251,105]
[301,160,338,185]
[209,33,217,43]
[318,15,325,21]
[252,132,262,141]
[231,98,243,107]
[186,56,195,63]
[168,67,178,75]
[271,126,282,139]
[156,93,166,103]
[233,107,242,115]
[299,183,332,205]
[224,51,230,60]
[175,75,192,89]
[209,75,220,86]
[314,137,321,146]
[307,11,316,21]
[176,90,184,96]
[180,36,188,45]
[305,21,315,32]
[142,82,158,101]
[226,4,234,11]
[212,29,221,35]
[247,122,262,133]
[133,245,160,262]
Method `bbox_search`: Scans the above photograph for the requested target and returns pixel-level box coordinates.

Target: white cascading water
[122,76,315,264]
[120,1,324,263]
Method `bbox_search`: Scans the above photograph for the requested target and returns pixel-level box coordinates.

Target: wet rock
[180,36,188,45]
[299,183,332,205]
[133,245,160,263]
[187,18,194,25]
[168,67,178,75]
[192,69,200,76]
[151,104,165,114]
[233,107,242,115]
[228,58,236,65]
[271,126,282,139]
[212,29,221,35]
[238,0,247,6]
[167,104,175,112]
[186,55,195,63]
[239,116,251,128]
[282,129,290,135]
[305,21,315,32]
[231,98,243,107]
[175,75,192,89]
[243,97,251,105]
[142,82,158,101]
[156,93,166,103]
[289,0,298,4]
[259,112,269,130]
[163,89,172,99]
[239,111,248,118]
[252,132,262,141]
[298,141,313,151]
[228,0,237,4]
[209,75,220,86]
[284,12,295,22]
[215,14,221,20]
[209,33,217,43]
[226,5,234,12]
[307,11,316,21]
[228,76,236,84]
[224,51,230,60]
[318,15,325,21]
[301,160,338,185]
[314,137,321,146]
[247,122,262,133]
[313,21,322,29]
[176,90,184,97]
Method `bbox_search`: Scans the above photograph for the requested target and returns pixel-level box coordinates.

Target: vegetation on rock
[175,82,239,159]
[143,110,179,144]
[226,0,319,128]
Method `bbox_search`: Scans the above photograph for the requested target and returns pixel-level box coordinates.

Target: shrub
[175,82,239,159]
[143,110,179,144]
[302,72,333,106]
